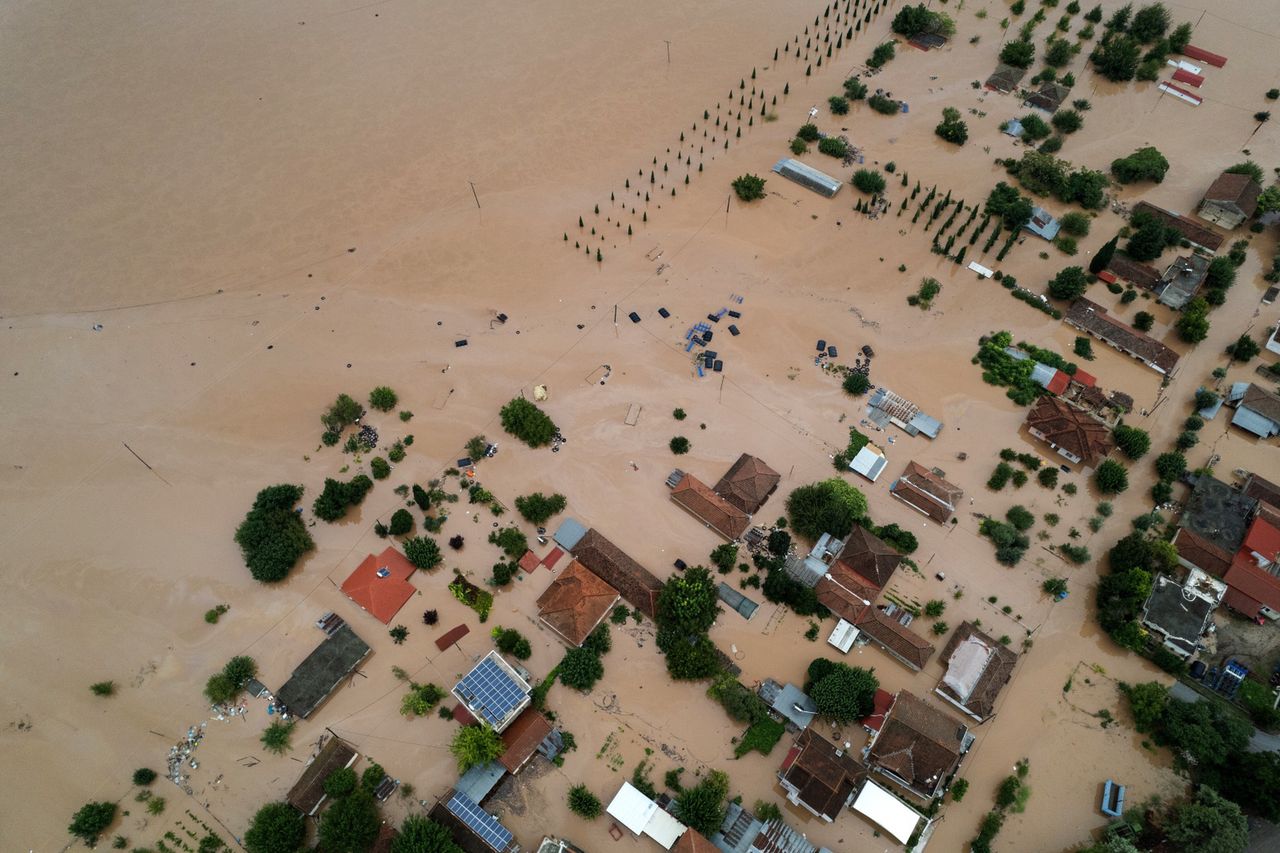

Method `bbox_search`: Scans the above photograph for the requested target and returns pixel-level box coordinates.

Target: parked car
[1189,660,1207,681]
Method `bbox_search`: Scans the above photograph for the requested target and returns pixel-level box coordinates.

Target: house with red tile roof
[860,689,894,734]
[713,454,782,515]
[1024,396,1115,469]
[498,708,554,774]
[1199,171,1263,229]
[866,691,971,802]
[535,559,620,647]
[1223,515,1280,621]
[777,729,865,821]
[341,546,418,624]
[889,461,963,524]
[1064,299,1181,374]
[669,472,751,541]
[570,528,664,619]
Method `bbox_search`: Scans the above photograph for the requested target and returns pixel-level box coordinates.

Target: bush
[1006,505,1036,531]
[1038,467,1058,488]
[843,77,868,100]
[828,95,850,115]
[868,93,900,114]
[1113,423,1151,460]
[924,599,946,618]
[1048,266,1088,300]
[796,123,821,142]
[488,527,528,560]
[403,536,443,569]
[514,492,567,524]
[852,169,887,195]
[68,802,117,845]
[495,627,533,660]
[235,484,315,582]
[261,720,295,755]
[867,41,896,69]
[1051,109,1083,134]
[1060,543,1091,564]
[817,137,848,158]
[388,508,414,536]
[321,393,363,433]
[559,647,605,691]
[842,372,871,396]
[1132,311,1154,332]
[368,386,398,411]
[369,457,390,479]
[1059,212,1091,237]
[1111,146,1169,183]
[400,681,446,717]
[568,785,603,819]
[1018,113,1052,141]
[499,397,557,447]
[312,475,374,522]
[935,107,969,145]
[731,174,767,201]
[670,436,690,455]
[1000,39,1036,68]
[1095,460,1129,494]
[132,767,157,786]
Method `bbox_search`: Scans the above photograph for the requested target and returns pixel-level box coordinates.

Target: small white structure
[1266,323,1280,356]
[852,781,924,843]
[967,261,994,278]
[606,782,686,850]
[828,618,860,653]
[849,443,888,482]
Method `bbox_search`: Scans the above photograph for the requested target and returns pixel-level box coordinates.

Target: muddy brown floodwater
[2,0,1278,851]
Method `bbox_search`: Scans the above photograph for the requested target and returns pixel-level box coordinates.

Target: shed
[1024,207,1061,240]
[286,736,359,816]
[1001,118,1024,138]
[849,444,888,482]
[758,679,818,730]
[275,623,371,718]
[852,782,923,843]
[552,517,588,551]
[771,158,842,198]
[828,618,860,653]
[718,582,759,620]
[455,761,507,804]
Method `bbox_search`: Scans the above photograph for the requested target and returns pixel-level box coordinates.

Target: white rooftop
[852,781,923,843]
[829,619,860,653]
[606,781,687,848]
[849,445,888,482]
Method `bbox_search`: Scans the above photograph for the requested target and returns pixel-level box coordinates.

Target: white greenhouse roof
[852,781,922,843]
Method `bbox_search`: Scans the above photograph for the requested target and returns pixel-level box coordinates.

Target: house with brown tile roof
[714,454,782,515]
[1132,201,1224,253]
[1172,527,1234,577]
[814,563,878,624]
[1223,559,1280,621]
[1105,255,1163,291]
[672,828,717,853]
[286,735,359,816]
[571,528,664,618]
[1064,299,1180,375]
[834,526,903,589]
[855,608,937,672]
[1198,171,1263,229]
[866,691,971,801]
[1232,384,1280,439]
[935,623,1018,721]
[1243,473,1280,513]
[1173,475,1257,577]
[669,472,751,541]
[778,729,866,821]
[535,559,620,647]
[1024,396,1115,469]
[498,708,554,774]
[889,461,963,524]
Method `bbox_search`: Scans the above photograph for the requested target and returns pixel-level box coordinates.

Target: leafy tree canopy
[810,663,879,722]
[234,484,315,582]
[559,646,606,691]
[499,397,558,447]
[244,802,306,853]
[675,770,730,836]
[318,788,380,853]
[785,479,868,541]
[450,725,505,772]
[392,816,463,853]
[658,566,722,636]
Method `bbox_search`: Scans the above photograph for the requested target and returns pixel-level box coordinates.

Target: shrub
[312,474,374,522]
[611,605,631,624]
[843,372,871,395]
[867,41,896,69]
[1006,505,1036,531]
[828,95,850,115]
[450,725,505,772]
[1227,333,1261,363]
[935,107,969,145]
[132,767,157,786]
[843,77,868,100]
[852,169,887,194]
[817,137,848,158]
[1132,311,1154,332]
[868,94,900,115]
[568,785,603,819]
[235,484,315,582]
[261,720,295,755]
[499,397,557,447]
[514,492,567,524]
[495,627,533,660]
[796,123,821,142]
[403,535,443,570]
[1018,113,1052,141]
[670,436,690,454]
[321,393,363,433]
[1051,109,1083,133]
[924,599,946,618]
[400,682,446,717]
[731,174,767,201]
[1060,543,1091,564]
[90,680,116,697]
[1039,467,1058,488]
[1113,424,1151,459]
[1073,336,1093,359]
[1047,266,1088,300]
[1059,211,1091,236]
[368,386,398,411]
[369,457,390,479]
[488,527,528,560]
[559,647,605,691]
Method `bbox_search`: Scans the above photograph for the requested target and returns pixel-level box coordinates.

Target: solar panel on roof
[447,791,513,850]
[457,658,525,726]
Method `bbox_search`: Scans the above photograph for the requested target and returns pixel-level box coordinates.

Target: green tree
[132,767,158,786]
[1018,113,1052,142]
[68,802,116,845]
[450,725,505,771]
[499,397,558,447]
[852,169,887,194]
[843,372,870,396]
[658,631,720,680]
[235,484,315,582]
[785,479,868,540]
[1092,33,1142,81]
[935,107,969,145]
[670,436,691,454]
[1257,185,1280,215]
[796,123,821,142]
[392,816,463,853]
[1227,333,1261,362]
[818,137,849,158]
[1089,235,1118,273]
[731,174,767,201]
[1006,505,1036,531]
[675,770,731,836]
[1045,37,1075,67]
[324,767,358,799]
[244,803,305,853]
[1060,212,1091,237]
[1224,160,1264,185]
[1000,39,1036,68]
[582,624,612,656]
[402,536,442,570]
[1168,20,1192,51]
[205,673,236,704]
[1095,460,1129,494]
[1165,786,1248,853]
[1048,266,1089,300]
[559,646,605,691]
[1133,311,1154,331]
[1120,681,1168,732]
[514,492,567,524]
[810,663,879,721]
[1113,424,1151,459]
[318,788,380,853]
[1110,146,1169,183]
[1128,4,1171,42]
[828,95,850,115]
[312,475,374,522]
[368,386,398,411]
[568,785,603,819]
[322,393,364,432]
[1154,451,1187,483]
[261,720,295,755]
[1176,297,1211,343]
[1051,109,1083,134]
[710,543,738,572]
[658,567,721,636]
[389,508,414,536]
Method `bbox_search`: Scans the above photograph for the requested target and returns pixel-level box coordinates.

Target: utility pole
[468,181,481,209]
[663,40,671,64]
[725,195,731,227]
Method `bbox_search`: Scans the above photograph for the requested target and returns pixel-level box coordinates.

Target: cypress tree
[1090,236,1118,274]
[684,175,689,184]
[774,48,779,60]
[784,83,790,95]
[594,204,599,214]
[752,68,757,79]
[627,224,632,235]
[596,249,602,262]
[736,127,741,137]
[805,65,812,76]
[643,211,647,222]
[578,216,583,227]
[563,233,568,241]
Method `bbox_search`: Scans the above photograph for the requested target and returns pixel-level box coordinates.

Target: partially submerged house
[771,158,842,198]
[669,472,751,541]
[713,454,781,515]
[570,528,664,618]
[935,622,1018,721]
[1140,574,1221,658]
[451,651,532,734]
[429,790,518,853]
[855,608,937,672]
[498,708,556,774]
[1157,254,1209,310]
[851,780,928,845]
[286,735,359,817]
[757,679,819,731]
[606,781,687,850]
[276,622,371,718]
[341,546,418,624]
[1024,396,1114,468]
[1198,170,1262,229]
[712,803,835,853]
[848,442,889,482]
[859,689,895,735]
[1024,206,1061,240]
[784,532,843,588]
[867,387,943,438]
[777,729,865,821]
[1230,384,1280,439]
[833,526,903,589]
[1025,81,1070,113]
[1173,475,1258,577]
[1103,255,1163,292]
[1131,201,1223,254]
[1064,299,1180,375]
[865,691,971,802]
[889,461,963,524]
[535,559,620,647]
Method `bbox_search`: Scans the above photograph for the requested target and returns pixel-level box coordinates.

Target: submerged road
[1168,681,1280,753]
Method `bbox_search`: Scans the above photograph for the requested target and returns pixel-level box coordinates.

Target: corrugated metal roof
[909,413,942,438]
[1030,362,1058,388]
[1233,407,1280,438]
[771,158,842,198]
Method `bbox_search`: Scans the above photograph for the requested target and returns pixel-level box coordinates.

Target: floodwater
[2,0,1278,850]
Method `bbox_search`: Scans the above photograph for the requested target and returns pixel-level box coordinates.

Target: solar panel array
[447,791,513,851]
[456,656,525,726]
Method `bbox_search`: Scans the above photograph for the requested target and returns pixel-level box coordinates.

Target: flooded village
[3,2,1280,853]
